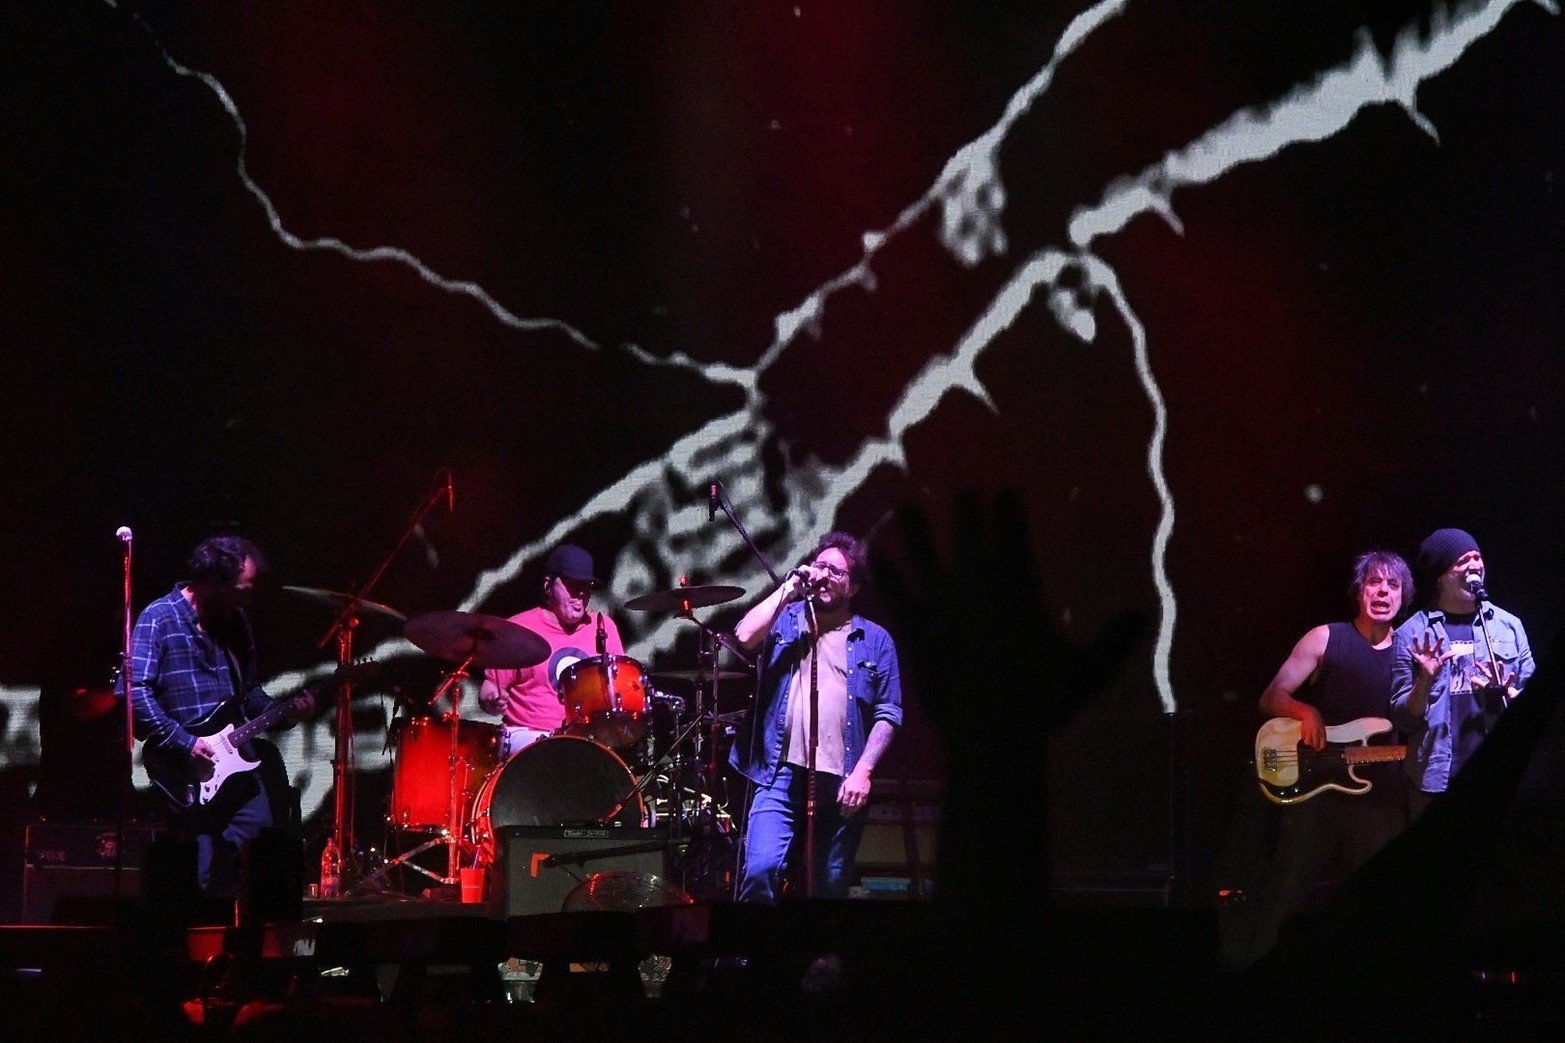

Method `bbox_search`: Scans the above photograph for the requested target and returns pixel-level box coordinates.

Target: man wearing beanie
[1390,528,1535,818]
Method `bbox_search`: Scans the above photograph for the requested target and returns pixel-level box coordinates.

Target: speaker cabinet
[499,826,668,917]
[852,801,939,898]
[21,822,156,924]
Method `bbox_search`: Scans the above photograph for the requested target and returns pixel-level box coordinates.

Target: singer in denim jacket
[1390,529,1534,812]
[730,533,902,901]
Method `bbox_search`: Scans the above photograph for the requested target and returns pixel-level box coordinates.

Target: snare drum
[558,654,649,749]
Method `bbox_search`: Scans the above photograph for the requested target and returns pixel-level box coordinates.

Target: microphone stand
[116,532,135,901]
[314,470,451,894]
[1469,586,1512,722]
[705,480,782,899]
[802,595,820,899]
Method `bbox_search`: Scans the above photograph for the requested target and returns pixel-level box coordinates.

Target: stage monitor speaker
[21,821,156,924]
[500,826,668,918]
[852,801,939,898]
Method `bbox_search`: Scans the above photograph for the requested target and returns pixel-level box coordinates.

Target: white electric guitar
[143,659,378,809]
[1254,715,1407,805]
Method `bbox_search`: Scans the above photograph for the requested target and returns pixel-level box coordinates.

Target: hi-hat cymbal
[404,610,549,669]
[649,669,753,685]
[623,584,745,612]
[282,586,407,622]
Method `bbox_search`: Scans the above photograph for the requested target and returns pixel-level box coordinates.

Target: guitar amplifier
[22,821,157,924]
[499,826,669,917]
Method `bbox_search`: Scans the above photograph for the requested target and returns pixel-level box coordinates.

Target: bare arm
[1258,625,1329,749]
[839,719,896,815]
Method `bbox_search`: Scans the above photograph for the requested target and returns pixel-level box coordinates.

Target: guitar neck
[1342,744,1406,765]
[229,690,310,747]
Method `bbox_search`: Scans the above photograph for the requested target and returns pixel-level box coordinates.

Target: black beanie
[1415,528,1480,587]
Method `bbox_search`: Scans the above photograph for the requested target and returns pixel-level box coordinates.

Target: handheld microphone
[789,567,827,594]
[115,526,133,543]
[709,482,719,522]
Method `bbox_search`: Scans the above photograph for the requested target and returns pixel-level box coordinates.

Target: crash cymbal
[403,610,549,669]
[282,586,407,622]
[623,584,745,612]
[649,669,753,684]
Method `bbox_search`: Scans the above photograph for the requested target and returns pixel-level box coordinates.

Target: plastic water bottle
[319,835,342,899]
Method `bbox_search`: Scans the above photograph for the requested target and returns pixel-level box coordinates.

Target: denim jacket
[1390,602,1534,793]
[729,601,902,786]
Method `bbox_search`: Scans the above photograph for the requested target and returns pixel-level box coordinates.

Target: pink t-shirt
[477,606,625,731]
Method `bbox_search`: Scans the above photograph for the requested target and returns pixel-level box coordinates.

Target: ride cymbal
[404,610,549,669]
[623,584,745,612]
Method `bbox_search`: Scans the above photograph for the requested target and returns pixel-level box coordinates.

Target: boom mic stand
[313,468,453,894]
[705,479,784,900]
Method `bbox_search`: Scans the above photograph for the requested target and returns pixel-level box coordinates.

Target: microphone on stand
[444,469,455,513]
[709,482,719,522]
[1464,572,1488,601]
[596,611,608,659]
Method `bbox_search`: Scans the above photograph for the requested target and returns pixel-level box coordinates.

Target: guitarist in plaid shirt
[130,535,315,896]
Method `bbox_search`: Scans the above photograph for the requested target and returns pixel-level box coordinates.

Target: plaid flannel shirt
[129,583,270,756]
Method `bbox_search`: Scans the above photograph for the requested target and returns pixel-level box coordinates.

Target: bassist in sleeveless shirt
[1232,549,1413,969]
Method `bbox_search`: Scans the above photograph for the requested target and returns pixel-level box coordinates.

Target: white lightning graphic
[18,0,1539,817]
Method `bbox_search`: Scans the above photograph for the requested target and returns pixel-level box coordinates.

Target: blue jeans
[739,764,867,902]
[197,767,275,896]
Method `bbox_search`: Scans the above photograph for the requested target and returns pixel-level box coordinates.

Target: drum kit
[326,580,752,901]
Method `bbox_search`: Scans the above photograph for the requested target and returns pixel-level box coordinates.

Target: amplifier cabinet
[22,821,156,924]
[499,826,668,917]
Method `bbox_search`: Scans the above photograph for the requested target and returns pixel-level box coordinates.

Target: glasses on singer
[810,562,849,579]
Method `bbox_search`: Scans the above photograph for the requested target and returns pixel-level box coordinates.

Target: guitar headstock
[335,657,383,687]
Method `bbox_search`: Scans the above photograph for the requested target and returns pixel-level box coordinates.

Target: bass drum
[470,735,645,865]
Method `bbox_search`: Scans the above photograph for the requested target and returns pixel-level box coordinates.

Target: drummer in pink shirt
[478,543,627,759]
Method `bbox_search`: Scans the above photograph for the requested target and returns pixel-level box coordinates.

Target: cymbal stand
[315,469,452,894]
[673,605,753,768]
[598,708,710,830]
[361,655,474,893]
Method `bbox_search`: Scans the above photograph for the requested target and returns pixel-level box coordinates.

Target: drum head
[484,735,643,829]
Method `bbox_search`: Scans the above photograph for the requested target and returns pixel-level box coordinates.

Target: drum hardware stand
[598,706,709,832]
[666,608,753,893]
[313,468,454,896]
[360,657,476,894]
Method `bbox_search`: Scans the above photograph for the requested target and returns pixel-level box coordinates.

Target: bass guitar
[143,659,378,809]
[1254,715,1407,805]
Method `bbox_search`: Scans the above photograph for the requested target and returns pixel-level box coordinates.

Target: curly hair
[810,531,869,586]
[186,535,265,586]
